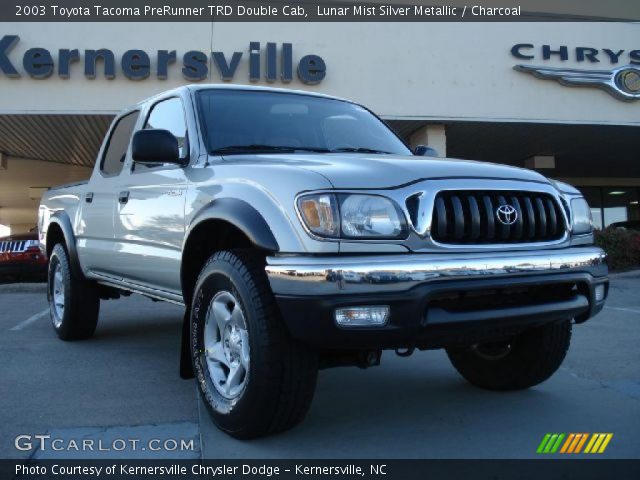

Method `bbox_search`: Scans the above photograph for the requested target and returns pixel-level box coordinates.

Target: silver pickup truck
[39,85,608,438]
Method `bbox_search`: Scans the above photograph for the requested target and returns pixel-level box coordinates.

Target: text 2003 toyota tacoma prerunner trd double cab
[39,85,608,438]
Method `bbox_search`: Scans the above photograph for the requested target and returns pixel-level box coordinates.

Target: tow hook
[364,350,381,367]
[395,347,415,357]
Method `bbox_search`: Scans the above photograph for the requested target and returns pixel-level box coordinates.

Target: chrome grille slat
[510,196,524,240]
[497,195,509,240]
[546,198,558,237]
[431,190,566,245]
[451,195,464,240]
[0,240,28,253]
[481,195,495,240]
[522,196,536,240]
[535,197,547,239]
[467,196,481,240]
[435,196,447,239]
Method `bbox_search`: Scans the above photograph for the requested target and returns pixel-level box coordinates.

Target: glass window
[197,89,411,156]
[144,97,188,159]
[603,187,640,228]
[577,186,640,229]
[101,111,139,176]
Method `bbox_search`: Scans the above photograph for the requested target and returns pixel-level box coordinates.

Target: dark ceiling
[0,115,637,179]
[389,120,640,178]
[0,115,113,167]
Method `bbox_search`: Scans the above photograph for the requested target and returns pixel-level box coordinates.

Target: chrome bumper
[265,246,607,296]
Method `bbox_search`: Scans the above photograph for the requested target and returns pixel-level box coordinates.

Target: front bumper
[266,247,608,349]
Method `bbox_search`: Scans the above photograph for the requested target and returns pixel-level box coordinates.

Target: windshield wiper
[212,144,330,154]
[329,147,393,154]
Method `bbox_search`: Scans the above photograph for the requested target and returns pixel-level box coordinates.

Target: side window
[101,111,139,176]
[145,97,188,156]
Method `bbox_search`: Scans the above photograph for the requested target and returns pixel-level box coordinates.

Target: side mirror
[132,129,182,165]
[413,145,439,157]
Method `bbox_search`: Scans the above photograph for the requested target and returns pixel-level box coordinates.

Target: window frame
[131,95,190,174]
[99,110,140,178]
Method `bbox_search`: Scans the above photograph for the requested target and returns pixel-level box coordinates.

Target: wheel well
[181,220,255,306]
[46,223,65,258]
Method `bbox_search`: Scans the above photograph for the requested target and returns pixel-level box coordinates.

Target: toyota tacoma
[39,85,608,438]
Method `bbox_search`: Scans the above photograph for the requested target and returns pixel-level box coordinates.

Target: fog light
[335,306,390,327]
[594,284,606,302]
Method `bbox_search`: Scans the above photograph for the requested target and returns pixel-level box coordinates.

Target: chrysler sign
[0,35,326,84]
[511,43,640,101]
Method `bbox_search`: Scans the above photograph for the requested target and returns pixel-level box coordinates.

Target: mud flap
[180,307,194,379]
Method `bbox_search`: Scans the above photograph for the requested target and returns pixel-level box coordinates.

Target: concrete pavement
[1,273,639,459]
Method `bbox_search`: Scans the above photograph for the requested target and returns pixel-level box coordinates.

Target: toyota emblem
[496,205,517,225]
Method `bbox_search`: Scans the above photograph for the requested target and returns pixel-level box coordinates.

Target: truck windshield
[197,89,411,156]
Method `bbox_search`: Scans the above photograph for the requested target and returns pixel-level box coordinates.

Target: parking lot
[1,273,639,460]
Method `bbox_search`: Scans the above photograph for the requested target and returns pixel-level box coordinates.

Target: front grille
[0,241,27,253]
[431,190,566,244]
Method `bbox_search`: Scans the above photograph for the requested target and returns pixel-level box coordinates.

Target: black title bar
[5,459,640,480]
[3,0,639,22]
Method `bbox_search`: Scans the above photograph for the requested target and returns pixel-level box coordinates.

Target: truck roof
[131,84,348,109]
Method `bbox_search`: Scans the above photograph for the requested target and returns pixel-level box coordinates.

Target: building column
[409,124,447,158]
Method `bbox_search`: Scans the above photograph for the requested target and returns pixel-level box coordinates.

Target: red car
[0,232,47,281]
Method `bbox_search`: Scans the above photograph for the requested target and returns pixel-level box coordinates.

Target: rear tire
[47,243,99,340]
[446,319,572,390]
[191,249,318,439]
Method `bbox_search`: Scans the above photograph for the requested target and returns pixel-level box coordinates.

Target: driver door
[111,97,190,295]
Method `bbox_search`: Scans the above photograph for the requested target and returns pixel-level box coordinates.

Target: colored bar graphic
[550,433,565,453]
[544,434,559,453]
[598,434,613,453]
[584,434,598,453]
[560,433,575,453]
[538,433,613,454]
[574,433,588,453]
[567,433,582,453]
[537,434,552,454]
[585,433,614,454]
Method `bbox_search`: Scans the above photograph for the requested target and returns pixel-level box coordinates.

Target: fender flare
[179,198,278,379]
[184,198,279,253]
[47,211,84,278]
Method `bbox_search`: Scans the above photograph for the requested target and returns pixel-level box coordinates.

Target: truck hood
[235,153,551,189]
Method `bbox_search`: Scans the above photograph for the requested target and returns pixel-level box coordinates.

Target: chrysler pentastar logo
[496,205,517,225]
[514,64,640,102]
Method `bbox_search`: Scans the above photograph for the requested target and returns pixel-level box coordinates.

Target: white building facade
[0,21,638,232]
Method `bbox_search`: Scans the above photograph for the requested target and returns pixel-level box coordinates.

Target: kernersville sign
[0,35,326,84]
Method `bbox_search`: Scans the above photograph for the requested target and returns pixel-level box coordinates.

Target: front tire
[191,250,318,439]
[47,243,99,340]
[446,319,572,390]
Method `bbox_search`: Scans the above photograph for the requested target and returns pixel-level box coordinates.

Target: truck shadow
[199,349,593,458]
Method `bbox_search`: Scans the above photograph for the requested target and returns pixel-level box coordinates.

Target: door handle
[84,192,94,204]
[118,191,130,204]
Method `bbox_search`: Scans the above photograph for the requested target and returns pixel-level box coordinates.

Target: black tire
[446,320,572,390]
[191,249,318,439]
[47,243,100,341]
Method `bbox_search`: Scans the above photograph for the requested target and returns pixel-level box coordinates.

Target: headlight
[297,193,407,239]
[571,197,593,234]
[340,194,406,238]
